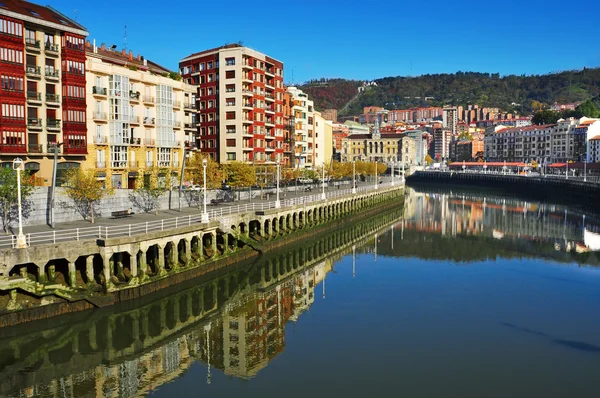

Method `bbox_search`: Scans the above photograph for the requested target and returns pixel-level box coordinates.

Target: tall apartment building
[433,128,452,160]
[179,44,285,165]
[287,86,314,168]
[0,1,88,184]
[84,42,196,188]
[442,107,458,137]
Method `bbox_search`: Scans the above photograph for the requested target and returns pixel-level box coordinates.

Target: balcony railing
[96,161,106,168]
[45,67,59,78]
[93,112,107,120]
[129,137,142,145]
[26,91,41,102]
[27,118,42,128]
[26,65,41,77]
[0,143,26,153]
[130,160,139,168]
[94,135,108,144]
[144,139,155,146]
[184,122,198,129]
[47,119,61,129]
[173,100,181,108]
[146,160,154,167]
[184,102,197,110]
[93,86,107,96]
[143,117,155,125]
[44,43,59,53]
[173,121,181,127]
[25,38,40,50]
[130,91,140,100]
[130,115,140,124]
[28,144,43,153]
[45,93,60,103]
[143,95,155,104]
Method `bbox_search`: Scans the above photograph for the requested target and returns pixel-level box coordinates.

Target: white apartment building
[287,86,314,168]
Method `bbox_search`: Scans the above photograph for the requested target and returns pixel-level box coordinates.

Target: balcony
[173,121,181,128]
[184,122,197,129]
[25,38,41,52]
[129,91,140,102]
[111,161,127,169]
[242,60,252,69]
[143,95,155,104]
[265,68,275,77]
[26,91,42,104]
[45,67,59,80]
[28,144,43,153]
[130,160,139,168]
[173,160,180,168]
[129,137,142,146]
[92,86,107,96]
[265,106,275,114]
[93,112,107,121]
[146,160,154,167]
[96,161,106,168]
[44,42,59,55]
[27,118,43,130]
[184,102,197,110]
[144,138,155,146]
[94,135,108,145]
[45,93,60,106]
[47,118,61,131]
[0,143,26,153]
[242,90,253,97]
[143,117,155,126]
[173,100,181,109]
[26,65,41,78]
[130,115,140,124]
[242,101,253,109]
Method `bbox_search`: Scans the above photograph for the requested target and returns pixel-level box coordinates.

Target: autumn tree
[184,153,223,189]
[63,168,114,224]
[223,161,256,191]
[0,167,34,233]
[130,167,172,215]
[424,154,434,165]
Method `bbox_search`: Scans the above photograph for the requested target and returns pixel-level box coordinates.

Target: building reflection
[0,205,398,398]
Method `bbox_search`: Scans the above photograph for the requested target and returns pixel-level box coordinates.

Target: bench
[110,210,131,219]
[211,198,225,206]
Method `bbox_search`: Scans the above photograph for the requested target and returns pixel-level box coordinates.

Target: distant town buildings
[321,109,337,122]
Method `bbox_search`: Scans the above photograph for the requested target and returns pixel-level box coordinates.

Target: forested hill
[298,68,600,116]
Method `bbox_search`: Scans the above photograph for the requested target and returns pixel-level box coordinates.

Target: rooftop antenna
[124,25,127,52]
[73,9,78,22]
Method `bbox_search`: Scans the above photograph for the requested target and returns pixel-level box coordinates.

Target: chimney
[137,54,141,61]
[121,49,126,56]
[100,43,106,50]
[129,50,133,60]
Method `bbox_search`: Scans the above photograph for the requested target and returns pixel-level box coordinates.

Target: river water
[2,186,600,398]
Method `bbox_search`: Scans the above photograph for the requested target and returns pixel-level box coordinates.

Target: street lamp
[374,160,379,190]
[178,146,196,212]
[352,160,356,194]
[321,164,326,200]
[275,159,281,208]
[201,158,209,223]
[584,160,587,182]
[483,160,487,174]
[50,142,64,229]
[13,158,27,248]
[566,161,569,180]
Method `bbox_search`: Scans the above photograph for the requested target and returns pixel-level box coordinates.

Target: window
[208,100,214,108]
[0,47,23,64]
[225,98,235,106]
[226,111,235,120]
[226,125,236,134]
[227,152,236,160]
[207,61,213,69]
[0,18,23,37]
[208,74,214,82]
[1,75,23,91]
[226,84,235,93]
[226,70,235,79]
[225,57,235,66]
[226,139,236,147]
[207,87,213,96]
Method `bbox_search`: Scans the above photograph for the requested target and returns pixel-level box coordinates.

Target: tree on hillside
[63,168,114,224]
[130,167,172,215]
[575,100,599,118]
[0,167,34,233]
[532,110,559,125]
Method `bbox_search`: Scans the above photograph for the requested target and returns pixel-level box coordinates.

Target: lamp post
[566,161,569,180]
[321,164,326,200]
[178,146,196,212]
[275,159,281,208]
[201,158,209,223]
[584,160,587,182]
[374,160,379,190]
[352,160,356,194]
[50,142,63,229]
[13,158,27,248]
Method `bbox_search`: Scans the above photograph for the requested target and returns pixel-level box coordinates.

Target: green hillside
[299,68,600,117]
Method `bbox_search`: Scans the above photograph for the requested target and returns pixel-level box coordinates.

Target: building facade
[85,42,196,188]
[287,86,314,168]
[0,1,88,184]
[179,45,285,165]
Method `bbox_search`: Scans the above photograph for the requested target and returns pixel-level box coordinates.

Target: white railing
[0,182,400,249]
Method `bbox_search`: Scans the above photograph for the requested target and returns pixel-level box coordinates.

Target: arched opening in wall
[164,242,175,271]
[292,213,298,229]
[191,289,202,316]
[111,252,131,284]
[191,236,201,260]
[177,239,187,266]
[8,262,37,282]
[271,218,277,236]
[249,220,260,239]
[147,304,162,337]
[165,299,177,330]
[263,220,270,237]
[279,216,285,232]
[216,233,225,256]
[286,215,291,230]
[74,256,89,286]
[179,294,189,323]
[146,245,159,277]
[204,284,216,310]
[272,259,279,279]
[307,210,313,224]
[113,314,135,350]
[239,222,247,236]
[299,212,304,227]
[227,233,237,251]
[44,259,69,287]
[203,234,214,258]
[92,254,104,286]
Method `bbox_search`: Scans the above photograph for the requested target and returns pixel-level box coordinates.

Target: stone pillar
[185,239,191,262]
[139,249,149,282]
[130,251,138,278]
[186,293,193,320]
[223,277,230,298]
[67,259,77,288]
[114,253,125,281]
[88,323,98,350]
[159,301,167,332]
[212,281,218,310]
[140,311,149,340]
[38,264,47,284]
[173,298,181,326]
[86,255,95,286]
[222,234,229,254]
[211,232,217,256]
[157,245,166,276]
[102,254,112,289]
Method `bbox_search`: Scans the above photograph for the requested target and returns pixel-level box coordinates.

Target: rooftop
[0,0,87,35]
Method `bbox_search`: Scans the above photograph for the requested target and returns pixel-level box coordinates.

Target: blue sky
[46,0,600,84]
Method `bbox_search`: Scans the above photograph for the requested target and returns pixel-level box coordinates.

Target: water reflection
[0,204,403,398]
